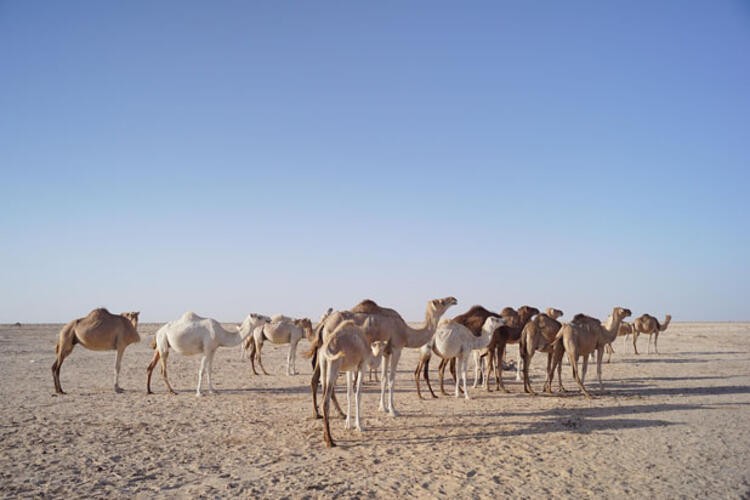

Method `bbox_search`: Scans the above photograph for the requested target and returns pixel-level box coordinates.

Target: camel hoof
[356,426,364,432]
[196,392,203,397]
[114,386,124,394]
[388,410,399,417]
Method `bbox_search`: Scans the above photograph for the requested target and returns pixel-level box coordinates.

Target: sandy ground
[1,320,749,498]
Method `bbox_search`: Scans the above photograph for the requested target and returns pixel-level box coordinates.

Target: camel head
[122,311,140,328]
[294,318,314,340]
[614,307,632,321]
[482,316,505,332]
[428,296,458,319]
[500,308,520,328]
[238,313,271,337]
[517,305,540,323]
[546,308,564,320]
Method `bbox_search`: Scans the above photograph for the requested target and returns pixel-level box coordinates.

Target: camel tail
[55,320,77,354]
[303,321,327,359]
[150,337,157,349]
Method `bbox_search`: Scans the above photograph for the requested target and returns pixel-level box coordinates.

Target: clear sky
[1,1,748,323]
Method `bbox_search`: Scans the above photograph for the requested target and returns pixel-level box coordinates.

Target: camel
[52,308,140,394]
[431,316,505,399]
[319,319,384,447]
[633,314,672,354]
[602,321,636,363]
[519,307,565,394]
[548,307,632,398]
[310,296,457,418]
[243,315,314,375]
[146,312,269,396]
[484,305,539,392]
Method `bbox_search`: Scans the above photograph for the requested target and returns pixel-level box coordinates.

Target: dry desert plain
[1,320,749,498]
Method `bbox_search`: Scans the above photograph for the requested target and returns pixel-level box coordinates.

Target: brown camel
[633,314,672,354]
[52,308,140,394]
[520,307,564,394]
[485,305,539,392]
[548,307,632,398]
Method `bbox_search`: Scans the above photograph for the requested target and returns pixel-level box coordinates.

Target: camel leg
[384,349,401,417]
[414,360,425,400]
[423,357,437,398]
[206,350,218,394]
[568,351,592,398]
[378,352,390,413]
[461,355,470,400]
[311,359,322,419]
[581,354,589,385]
[522,346,535,395]
[596,348,605,393]
[496,343,508,393]
[345,372,353,430]
[438,358,448,396]
[112,346,125,393]
[654,332,659,354]
[472,351,480,389]
[256,343,270,375]
[454,357,461,398]
[51,326,76,395]
[247,341,260,376]
[159,349,177,395]
[556,352,564,392]
[322,360,337,448]
[290,339,299,375]
[516,344,523,382]
[195,355,208,396]
[632,332,640,355]
[146,350,160,394]
[354,367,364,431]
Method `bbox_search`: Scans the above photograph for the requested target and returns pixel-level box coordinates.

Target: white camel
[432,316,506,399]
[319,319,384,447]
[243,315,314,376]
[146,312,269,396]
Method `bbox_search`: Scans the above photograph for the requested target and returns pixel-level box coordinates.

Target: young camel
[319,319,384,447]
[311,297,457,417]
[432,316,505,399]
[243,316,314,375]
[519,307,565,394]
[633,314,672,354]
[52,308,140,394]
[549,307,632,398]
[146,312,269,396]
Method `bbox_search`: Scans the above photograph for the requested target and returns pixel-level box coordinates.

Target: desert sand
[1,320,749,497]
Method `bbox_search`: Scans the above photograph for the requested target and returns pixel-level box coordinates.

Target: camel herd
[50,299,672,447]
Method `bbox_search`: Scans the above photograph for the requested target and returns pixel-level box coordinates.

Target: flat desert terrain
[1,321,749,497]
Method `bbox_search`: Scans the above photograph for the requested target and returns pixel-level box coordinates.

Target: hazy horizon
[2,2,749,323]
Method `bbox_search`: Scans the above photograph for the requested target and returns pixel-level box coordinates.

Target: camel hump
[572,313,598,324]
[271,314,291,323]
[351,299,381,314]
[180,311,204,322]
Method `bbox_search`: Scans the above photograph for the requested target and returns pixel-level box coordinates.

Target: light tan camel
[633,314,672,354]
[52,308,140,394]
[319,319,384,447]
[520,307,564,394]
[146,312,268,396]
[602,321,636,363]
[549,307,632,398]
[243,315,314,375]
[310,296,457,417]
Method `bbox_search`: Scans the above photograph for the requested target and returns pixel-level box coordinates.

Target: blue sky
[1,1,748,322]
